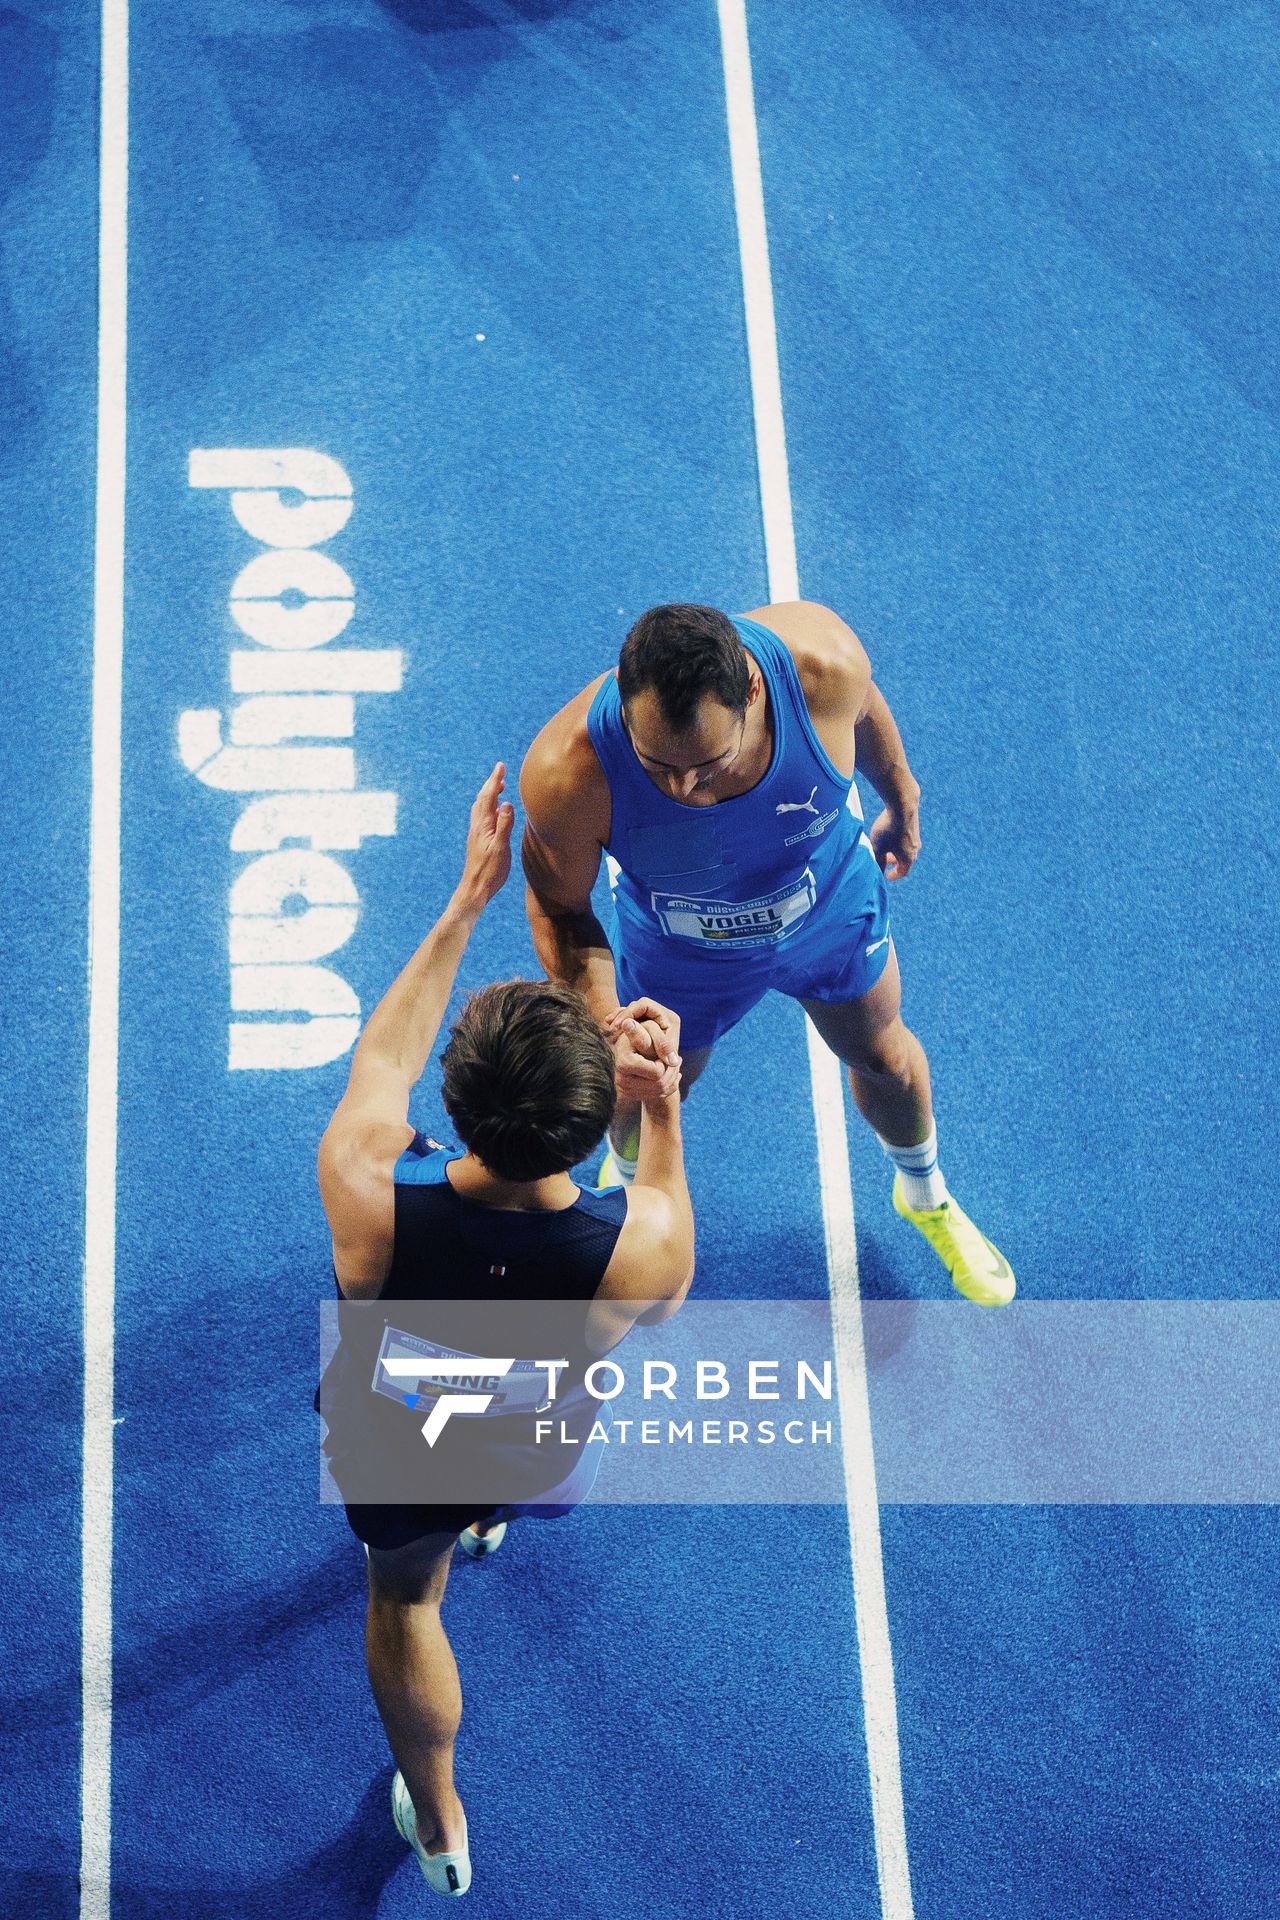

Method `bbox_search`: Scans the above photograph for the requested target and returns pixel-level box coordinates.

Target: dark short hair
[617,603,749,732]
[440,980,616,1183]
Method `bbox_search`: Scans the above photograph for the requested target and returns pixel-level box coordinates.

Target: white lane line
[714,4,915,1915]
[715,0,799,603]
[806,1028,915,1916]
[83,2,129,1915]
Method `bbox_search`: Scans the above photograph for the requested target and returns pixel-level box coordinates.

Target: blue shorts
[610,840,891,1054]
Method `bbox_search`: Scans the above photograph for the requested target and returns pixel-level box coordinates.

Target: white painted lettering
[180,448,399,1069]
[230,793,397,853]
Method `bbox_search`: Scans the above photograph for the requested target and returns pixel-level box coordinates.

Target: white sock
[877,1124,947,1210]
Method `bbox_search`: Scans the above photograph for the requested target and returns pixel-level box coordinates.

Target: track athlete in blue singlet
[318,765,694,1898]
[519,601,1015,1307]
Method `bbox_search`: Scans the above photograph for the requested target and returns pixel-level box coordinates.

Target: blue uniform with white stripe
[587,614,891,1051]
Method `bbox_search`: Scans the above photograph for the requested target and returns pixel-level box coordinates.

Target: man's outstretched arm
[317,763,514,1293]
[337,762,514,1120]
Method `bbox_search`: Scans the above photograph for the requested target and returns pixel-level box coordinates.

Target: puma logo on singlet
[776,786,819,816]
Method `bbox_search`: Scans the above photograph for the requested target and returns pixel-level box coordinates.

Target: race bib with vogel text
[650,870,817,949]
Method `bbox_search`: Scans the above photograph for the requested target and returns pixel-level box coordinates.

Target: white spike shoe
[392,1770,472,1898]
[458,1521,507,1558]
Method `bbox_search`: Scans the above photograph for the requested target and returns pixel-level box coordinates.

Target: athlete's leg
[799,941,1015,1303]
[798,940,933,1148]
[608,1043,714,1160]
[365,1528,468,1856]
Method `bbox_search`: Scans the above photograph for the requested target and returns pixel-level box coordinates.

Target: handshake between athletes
[444,758,686,1116]
[602,1000,683,1104]
[449,759,687,1114]
[316,593,1017,1896]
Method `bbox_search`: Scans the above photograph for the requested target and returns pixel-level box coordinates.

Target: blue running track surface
[2,4,1278,1917]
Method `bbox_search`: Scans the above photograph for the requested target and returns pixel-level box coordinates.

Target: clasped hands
[602,997,683,1103]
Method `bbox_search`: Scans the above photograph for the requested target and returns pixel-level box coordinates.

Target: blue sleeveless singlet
[585,616,890,1047]
[587,615,866,955]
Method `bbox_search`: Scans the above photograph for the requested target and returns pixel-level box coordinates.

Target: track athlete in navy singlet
[318,764,694,1897]
[519,601,1015,1307]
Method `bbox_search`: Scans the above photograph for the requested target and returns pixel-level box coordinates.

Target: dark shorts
[341,1496,576,1553]
[335,1401,615,1553]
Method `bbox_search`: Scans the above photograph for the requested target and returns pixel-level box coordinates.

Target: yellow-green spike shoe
[892,1173,1016,1307]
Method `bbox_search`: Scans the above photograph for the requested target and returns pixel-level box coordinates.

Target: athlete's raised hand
[603,996,683,1102]
[456,762,516,912]
[869,801,922,882]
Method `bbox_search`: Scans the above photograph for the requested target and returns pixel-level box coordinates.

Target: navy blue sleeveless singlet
[318,1132,628,1521]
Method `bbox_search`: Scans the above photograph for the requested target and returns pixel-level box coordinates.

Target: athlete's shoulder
[317,1116,414,1301]
[319,1112,416,1195]
[520,671,613,828]
[741,600,871,718]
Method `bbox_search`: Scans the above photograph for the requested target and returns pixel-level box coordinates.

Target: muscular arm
[584,1088,696,1355]
[317,765,514,1298]
[521,694,681,1102]
[521,831,620,1023]
[853,680,921,816]
[629,1089,695,1324]
[519,703,622,1026]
